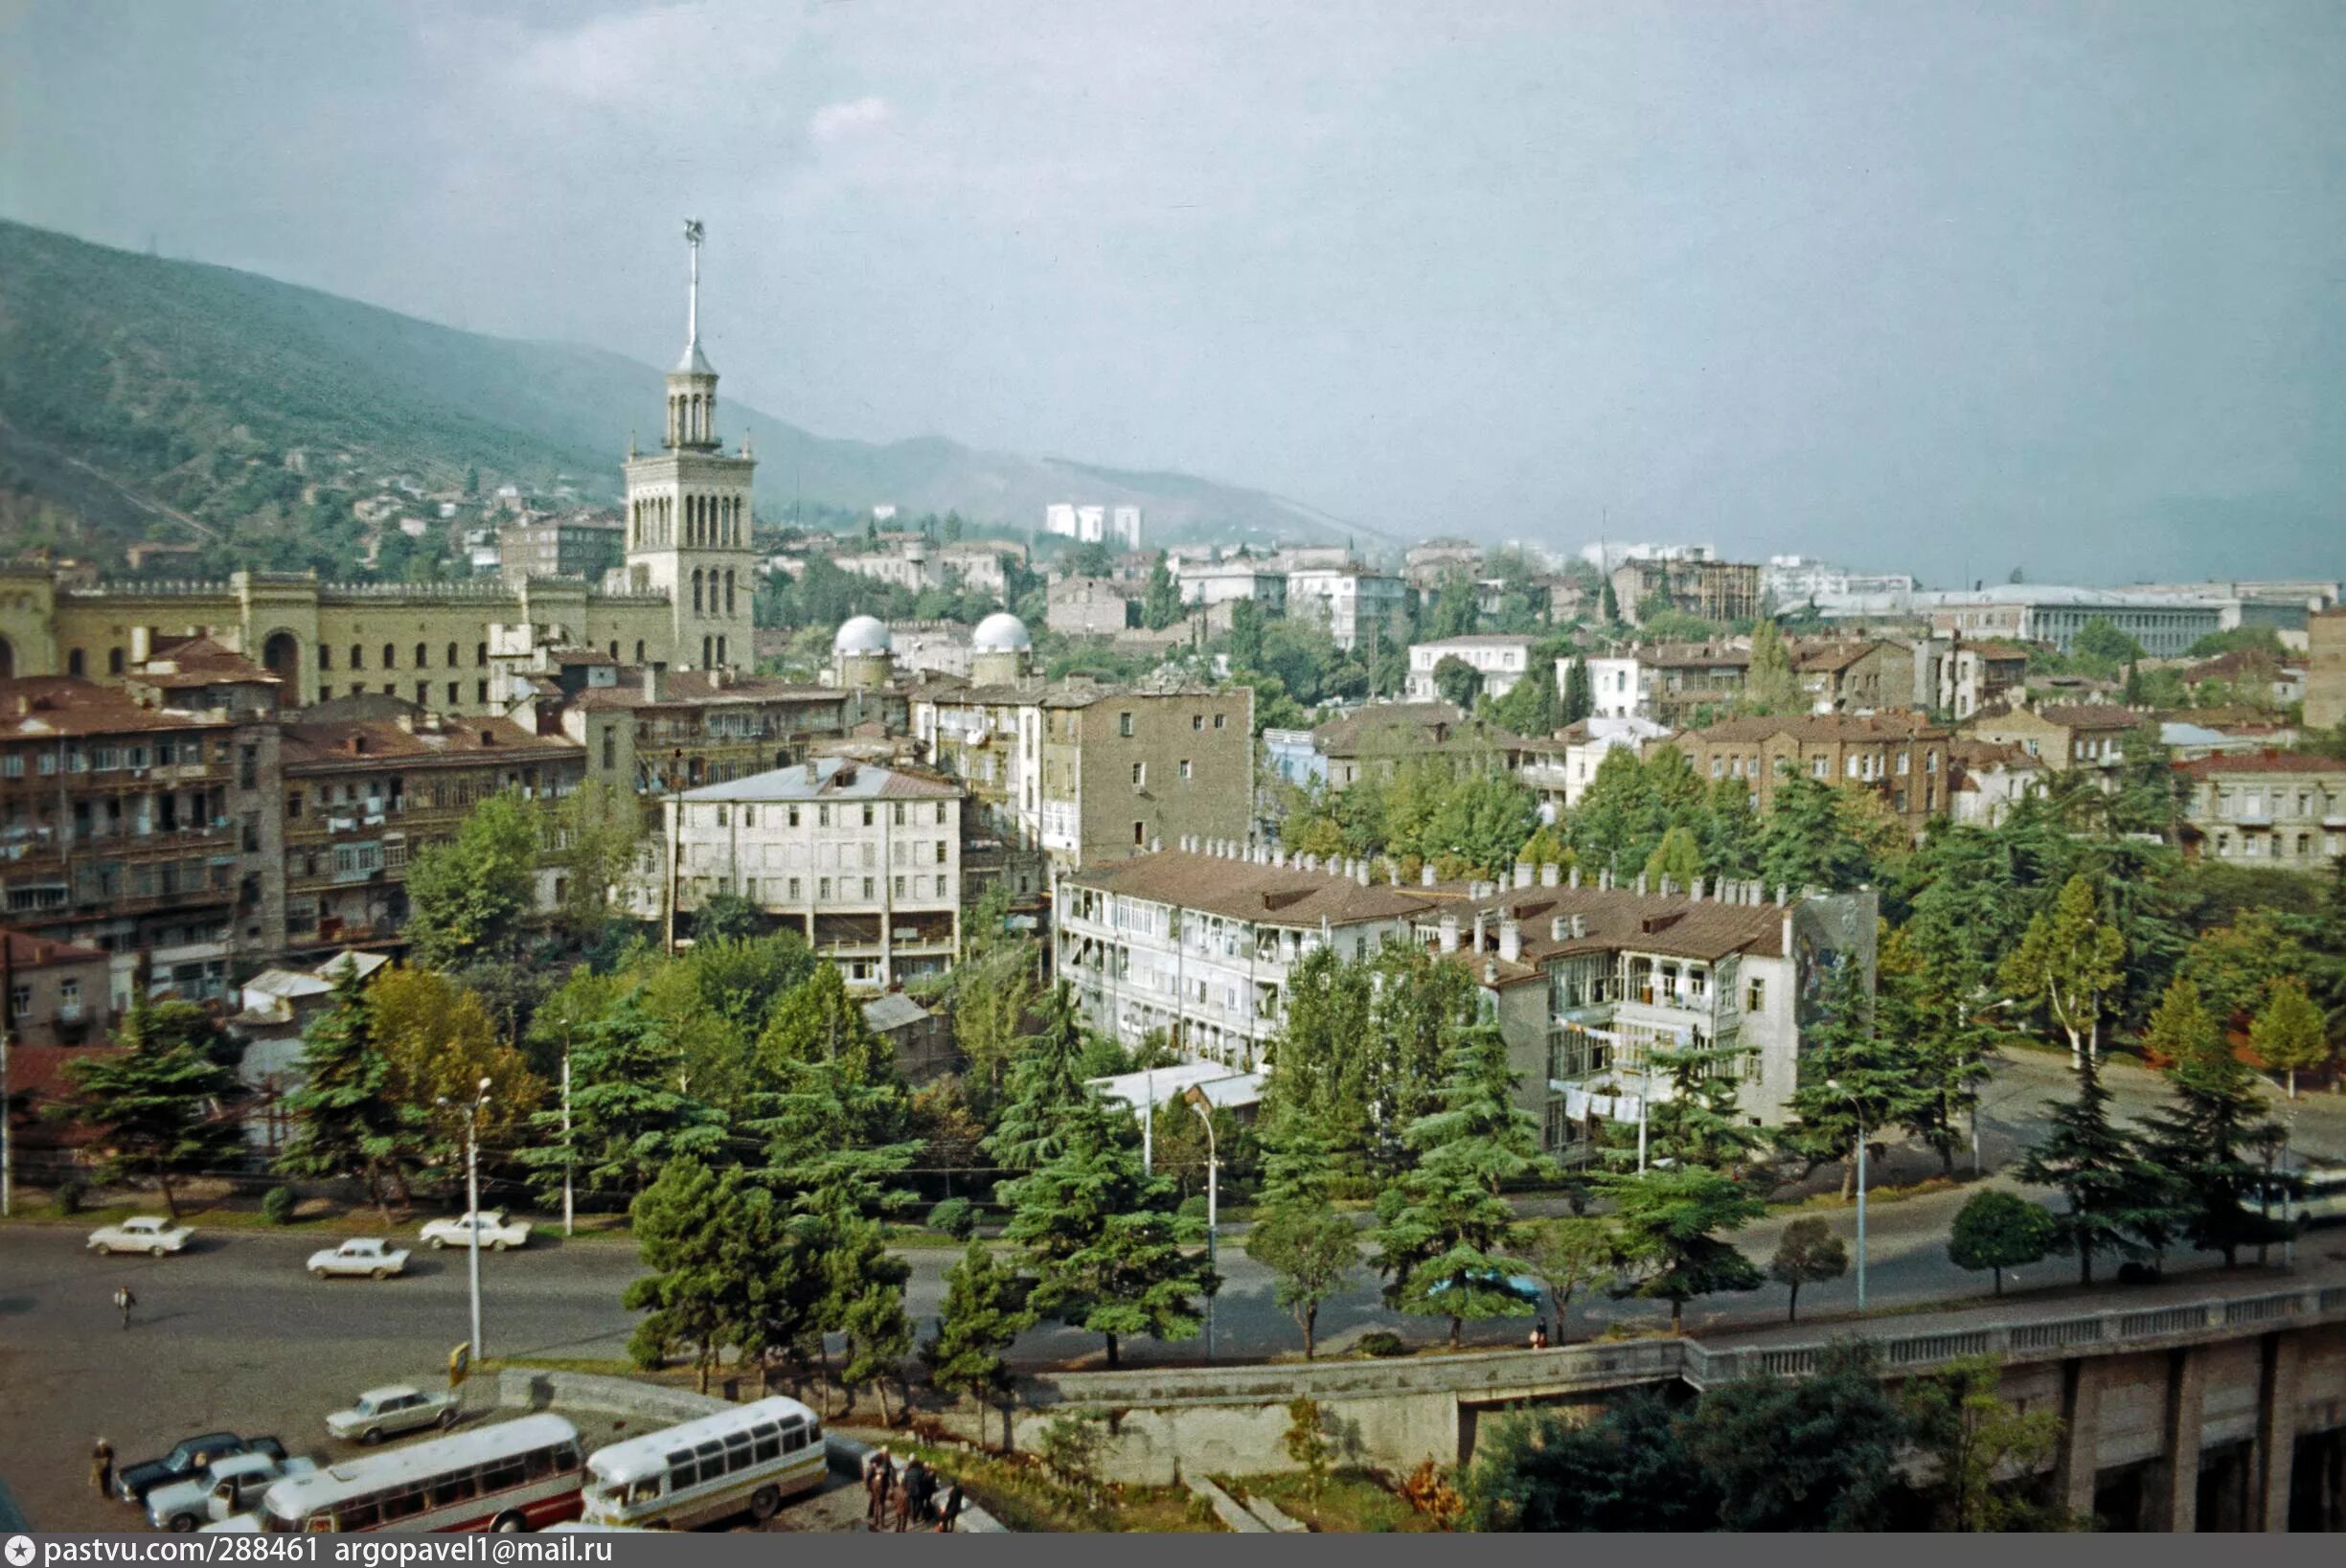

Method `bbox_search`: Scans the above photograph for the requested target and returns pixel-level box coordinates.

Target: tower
[624,218,757,670]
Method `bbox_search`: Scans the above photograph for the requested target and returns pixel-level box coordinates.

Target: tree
[1602,1165,1765,1331]
[277,970,421,1220]
[925,1240,1036,1450]
[690,891,760,945]
[1370,1023,1544,1348]
[1682,1341,1910,1531]
[805,1191,914,1421]
[1283,1398,1335,1501]
[1755,777,1872,894]
[2000,873,2127,1065]
[1599,579,1621,625]
[1463,1395,1714,1532]
[2069,617,2146,674]
[1519,1216,1612,1334]
[1784,953,1928,1199]
[1431,654,1482,711]
[2016,1046,2165,1284]
[1767,1216,1847,1323]
[1141,552,1182,630]
[982,982,1094,1170]
[1244,1119,1360,1358]
[1560,654,1594,726]
[524,989,726,1204]
[1906,1356,2073,1531]
[368,966,544,1180]
[1640,1044,1764,1172]
[1946,1190,2060,1296]
[549,782,641,941]
[1640,825,1702,890]
[405,792,542,967]
[1260,948,1377,1169]
[2143,985,2290,1265]
[1488,660,1559,737]
[625,1159,774,1393]
[59,1001,243,1220]
[948,937,1039,1120]
[2249,976,2331,1099]
[1742,619,1802,714]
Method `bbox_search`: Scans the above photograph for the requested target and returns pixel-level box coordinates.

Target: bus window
[694,1441,723,1481]
[525,1447,556,1481]
[340,1498,378,1531]
[482,1455,526,1492]
[723,1434,751,1472]
[430,1470,478,1509]
[626,1479,661,1507]
[381,1486,426,1523]
[751,1426,780,1464]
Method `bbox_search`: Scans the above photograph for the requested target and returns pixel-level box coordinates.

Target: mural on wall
[1790,890,1879,1034]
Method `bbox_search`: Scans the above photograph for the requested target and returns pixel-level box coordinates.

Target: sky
[3,0,2342,583]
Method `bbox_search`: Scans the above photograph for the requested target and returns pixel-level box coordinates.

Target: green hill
[0,218,1351,574]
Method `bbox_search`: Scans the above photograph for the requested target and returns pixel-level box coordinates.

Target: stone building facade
[2309,608,2346,731]
[2175,752,2346,874]
[1670,712,1954,833]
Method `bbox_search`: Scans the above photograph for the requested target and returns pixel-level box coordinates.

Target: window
[787,877,801,900]
[1214,714,1227,729]
[1134,820,1146,845]
[787,806,800,828]
[1746,978,1765,1012]
[1810,756,1828,779]
[67,648,84,677]
[1131,761,1146,787]
[819,877,831,900]
[862,805,874,827]
[1179,759,1193,781]
[892,803,905,826]
[414,642,428,669]
[817,805,831,829]
[1193,715,1204,731]
[895,875,906,898]
[476,680,488,704]
[382,643,397,669]
[1118,711,1134,737]
[318,685,332,700]
[318,645,332,671]
[351,645,364,670]
[862,877,875,899]
[108,647,125,676]
[476,643,489,667]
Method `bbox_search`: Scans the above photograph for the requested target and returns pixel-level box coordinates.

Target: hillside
[0,219,1351,573]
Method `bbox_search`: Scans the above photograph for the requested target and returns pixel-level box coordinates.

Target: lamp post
[437,1077,494,1362]
[1184,1085,1218,1363]
[1827,1077,1866,1314]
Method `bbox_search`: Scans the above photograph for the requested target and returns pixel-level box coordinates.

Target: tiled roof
[1957,640,2036,661]
[0,679,238,738]
[1434,881,1796,982]
[1791,641,1889,672]
[1414,633,1537,649]
[1064,851,1439,927]
[283,712,581,770]
[1968,702,2140,732]
[2174,750,2346,779]
[1947,739,2042,771]
[570,672,850,711]
[1678,712,1947,744]
[1310,702,1528,757]
[1640,642,1751,670]
[0,928,109,968]
[680,756,962,802]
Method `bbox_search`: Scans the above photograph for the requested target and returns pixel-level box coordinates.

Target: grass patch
[484,1355,642,1377]
[866,1428,1215,1533]
[1237,1469,1441,1533]
[1765,1173,1969,1216]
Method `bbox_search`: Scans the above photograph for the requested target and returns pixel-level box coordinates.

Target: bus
[254,1414,583,1534]
[580,1397,825,1530]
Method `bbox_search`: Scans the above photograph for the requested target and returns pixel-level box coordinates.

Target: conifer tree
[1602,1164,1765,1331]
[1640,1042,1765,1172]
[1755,777,1872,894]
[1785,954,1929,1198]
[1369,1021,1544,1348]
[1560,653,1594,726]
[1244,1114,1361,1358]
[524,989,725,1204]
[277,969,421,1220]
[926,1240,1037,1450]
[2016,1044,2164,1284]
[2142,979,2290,1265]
[62,999,244,1220]
[625,1159,778,1393]
[982,982,1094,1170]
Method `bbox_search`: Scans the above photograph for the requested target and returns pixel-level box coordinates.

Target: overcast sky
[4,0,2341,582]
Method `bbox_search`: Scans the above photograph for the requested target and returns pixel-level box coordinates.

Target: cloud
[809,96,892,143]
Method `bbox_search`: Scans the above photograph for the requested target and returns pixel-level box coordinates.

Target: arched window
[382,643,398,670]
[691,568,704,614]
[414,642,428,669]
[717,635,727,666]
[607,641,619,659]
[702,634,714,668]
[724,569,736,616]
[107,647,125,676]
[67,648,85,677]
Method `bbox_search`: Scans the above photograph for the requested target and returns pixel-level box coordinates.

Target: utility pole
[439,1078,493,1361]
[1186,1086,1218,1363]
[1830,1078,1868,1314]
[560,1052,574,1238]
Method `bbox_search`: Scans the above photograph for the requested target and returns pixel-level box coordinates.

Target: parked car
[326,1384,459,1445]
[147,1453,317,1532]
[420,1211,532,1252]
[87,1216,193,1258]
[1426,1268,1545,1307]
[115,1434,286,1505]
[306,1238,409,1280]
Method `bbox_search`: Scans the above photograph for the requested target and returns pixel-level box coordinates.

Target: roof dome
[972,612,1033,653]
[833,616,892,655]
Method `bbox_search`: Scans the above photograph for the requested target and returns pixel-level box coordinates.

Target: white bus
[255,1414,583,1534]
[580,1397,825,1530]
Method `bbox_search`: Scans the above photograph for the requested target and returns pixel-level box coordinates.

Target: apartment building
[1287,566,1408,651]
[1309,701,1532,790]
[1403,538,1484,588]
[2309,609,2346,730]
[1054,844,1876,1144]
[1608,556,1764,626]
[1793,639,1914,713]
[1923,639,2033,719]
[1947,739,2045,829]
[497,517,625,584]
[0,675,286,1011]
[1671,712,1954,833]
[1046,577,1135,636]
[1517,716,1674,815]
[1962,703,2141,774]
[550,668,870,798]
[1586,643,1755,727]
[1175,557,1288,613]
[655,758,966,989]
[279,703,584,958]
[1404,634,1537,701]
[0,926,112,1046]
[2175,752,2346,874]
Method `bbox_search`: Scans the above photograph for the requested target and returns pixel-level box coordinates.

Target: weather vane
[684,217,704,247]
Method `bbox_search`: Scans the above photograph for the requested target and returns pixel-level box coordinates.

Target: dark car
[115,1433,287,1505]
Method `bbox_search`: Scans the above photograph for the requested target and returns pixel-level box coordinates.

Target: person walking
[863,1447,894,1532]
[889,1463,914,1533]
[936,1480,965,1534]
[905,1460,935,1529]
[91,1439,114,1498]
[112,1285,136,1330]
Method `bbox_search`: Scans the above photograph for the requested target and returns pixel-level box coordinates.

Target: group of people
[861,1445,963,1533]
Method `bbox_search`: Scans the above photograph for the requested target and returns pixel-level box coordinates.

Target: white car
[306,1237,409,1280]
[326,1384,458,1445]
[88,1216,193,1257]
[421,1210,532,1252]
[148,1454,317,1532]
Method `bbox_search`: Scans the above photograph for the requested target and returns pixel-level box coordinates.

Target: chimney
[1421,863,1438,888]
[806,760,818,783]
[1387,859,1402,887]
[1782,909,1794,959]
[1273,849,1288,868]
[1551,915,1568,942]
[1150,836,1163,852]
[1439,913,1461,953]
[1568,865,1582,889]
[1659,876,1674,898]
[1775,884,1788,906]
[1540,862,1560,887]
[1472,910,1488,952]
[1514,862,1533,889]
[1571,914,1587,939]
[394,711,416,734]
[1498,918,1521,963]
[1635,872,1649,896]
[1484,958,1499,985]
[1299,853,1316,873]
[1690,876,1705,903]
[1356,861,1370,887]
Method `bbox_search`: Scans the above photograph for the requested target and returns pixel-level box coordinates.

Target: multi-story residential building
[1,926,112,1046]
[912,626,1254,868]
[1045,577,1135,636]
[1584,653,1651,720]
[1670,712,1954,833]
[1287,565,1408,650]
[1404,634,1537,702]
[1962,702,2141,774]
[1043,503,1141,549]
[1947,739,2044,829]
[831,537,1027,598]
[1762,556,1920,609]
[1921,638,2033,719]
[1307,701,1532,790]
[1174,557,1287,613]
[2178,648,2306,708]
[1403,538,1484,589]
[2175,752,2346,874]
[1608,556,1763,626]
[654,758,967,989]
[1918,587,2225,656]
[1627,643,1753,726]
[279,703,584,958]
[550,668,870,798]
[1792,639,1913,713]
[497,517,625,584]
[0,674,286,1011]
[886,622,973,682]
[1517,716,1674,816]
[2308,609,2346,731]
[1054,844,1876,1144]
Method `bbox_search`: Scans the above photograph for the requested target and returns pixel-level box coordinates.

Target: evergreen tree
[1742,619,1802,714]
[1519,1216,1613,1333]
[1639,1043,1764,1171]
[803,1189,915,1420]
[2142,980,2290,1265]
[1560,653,1594,726]
[523,989,726,1204]
[405,791,542,968]
[1767,1217,1847,1323]
[981,982,1094,1170]
[1366,943,1483,1156]
[925,1239,1036,1450]
[1602,1165,1765,1331]
[1243,1116,1361,1358]
[1600,579,1621,625]
[1489,660,1560,737]
[625,1159,773,1393]
[1259,948,1377,1170]
[1784,953,1929,1199]
[749,963,913,1195]
[2016,1045,2165,1284]
[61,1000,244,1220]
[277,970,421,1220]
[2249,976,2331,1100]
[1369,1022,1544,1348]
[1755,777,1872,894]
[1141,552,1183,629]
[1999,872,2127,1065]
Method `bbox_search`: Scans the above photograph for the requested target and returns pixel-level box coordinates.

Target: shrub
[926,1197,975,1240]
[262,1187,299,1226]
[1176,1193,1210,1224]
[1355,1330,1406,1358]
[50,1177,86,1217]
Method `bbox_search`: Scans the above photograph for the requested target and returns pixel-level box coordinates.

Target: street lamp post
[438,1077,494,1362]
[1828,1078,1866,1314]
[1184,1086,1218,1363]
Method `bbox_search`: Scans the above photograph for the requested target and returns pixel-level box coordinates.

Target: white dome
[971,612,1033,653]
[832,616,892,655]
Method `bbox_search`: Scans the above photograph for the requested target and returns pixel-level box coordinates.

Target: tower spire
[676,218,713,375]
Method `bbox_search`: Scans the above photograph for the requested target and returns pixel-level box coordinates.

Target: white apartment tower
[624,219,758,671]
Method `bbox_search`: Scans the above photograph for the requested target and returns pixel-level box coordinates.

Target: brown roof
[570,672,850,711]
[1791,641,1889,673]
[126,636,279,689]
[1416,633,1537,648]
[2174,750,2346,779]
[1641,642,1751,670]
[1969,702,2140,732]
[2182,649,2296,684]
[1958,640,2035,662]
[1430,880,1796,989]
[0,678,237,738]
[283,711,582,772]
[1947,739,2043,771]
[1065,851,1438,927]
[1312,702,1529,757]
[0,928,109,969]
[1678,712,1947,745]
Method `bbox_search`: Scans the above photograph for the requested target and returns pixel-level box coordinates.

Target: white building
[1585,653,1651,719]
[2176,752,2346,874]
[653,757,967,989]
[1762,556,1920,609]
[1287,566,1408,650]
[1175,557,1288,613]
[1405,634,1537,701]
[1520,716,1674,815]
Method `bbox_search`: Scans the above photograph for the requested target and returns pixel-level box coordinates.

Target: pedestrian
[905,1460,935,1528]
[936,1480,964,1534]
[91,1439,114,1497]
[890,1466,914,1533]
[113,1285,136,1330]
[864,1446,893,1531]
